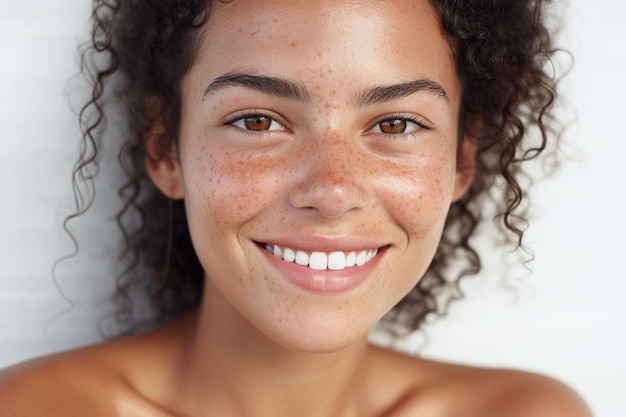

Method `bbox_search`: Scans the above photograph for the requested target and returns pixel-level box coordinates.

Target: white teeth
[309,252,328,270]
[295,250,309,266]
[366,249,377,262]
[264,244,380,271]
[355,250,366,266]
[345,252,356,267]
[283,247,296,262]
[328,251,346,270]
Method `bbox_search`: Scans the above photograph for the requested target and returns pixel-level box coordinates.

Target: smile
[263,244,379,271]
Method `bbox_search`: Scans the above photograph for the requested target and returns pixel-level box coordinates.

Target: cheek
[377,150,457,238]
[182,139,285,236]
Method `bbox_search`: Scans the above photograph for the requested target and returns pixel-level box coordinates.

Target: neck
[171,285,374,417]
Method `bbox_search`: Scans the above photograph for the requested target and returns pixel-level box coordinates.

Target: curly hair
[73,0,564,335]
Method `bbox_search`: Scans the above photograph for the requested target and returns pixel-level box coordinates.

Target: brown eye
[231,114,286,132]
[368,117,422,135]
[244,116,271,131]
[378,119,407,134]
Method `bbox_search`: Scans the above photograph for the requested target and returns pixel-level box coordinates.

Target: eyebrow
[203,73,311,102]
[202,73,448,105]
[355,79,449,107]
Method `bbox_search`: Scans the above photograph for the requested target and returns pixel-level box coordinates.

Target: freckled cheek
[182,145,286,235]
[380,159,456,236]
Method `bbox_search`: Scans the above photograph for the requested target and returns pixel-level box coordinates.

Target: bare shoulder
[0,320,186,417]
[368,346,593,417]
[0,350,119,417]
[450,366,594,417]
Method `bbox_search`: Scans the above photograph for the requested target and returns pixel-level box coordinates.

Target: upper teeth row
[264,244,379,271]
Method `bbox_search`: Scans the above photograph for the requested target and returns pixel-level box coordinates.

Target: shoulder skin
[0,322,185,417]
[367,346,593,417]
[0,353,114,417]
[1,340,593,417]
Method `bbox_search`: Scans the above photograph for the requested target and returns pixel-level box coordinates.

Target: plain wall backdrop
[1,2,624,416]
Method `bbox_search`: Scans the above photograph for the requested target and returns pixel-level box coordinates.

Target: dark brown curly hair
[72,0,565,335]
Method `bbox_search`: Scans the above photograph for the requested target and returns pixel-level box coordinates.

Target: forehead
[188,0,458,104]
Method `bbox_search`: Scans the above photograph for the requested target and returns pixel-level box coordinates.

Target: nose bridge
[315,128,356,183]
[288,127,368,218]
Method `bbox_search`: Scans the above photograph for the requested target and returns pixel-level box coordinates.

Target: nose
[288,132,369,219]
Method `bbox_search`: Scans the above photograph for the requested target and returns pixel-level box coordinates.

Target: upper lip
[252,235,390,253]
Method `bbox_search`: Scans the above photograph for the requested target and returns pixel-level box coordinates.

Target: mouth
[258,243,384,271]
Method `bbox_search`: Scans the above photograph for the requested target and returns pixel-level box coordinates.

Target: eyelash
[223,111,433,137]
[367,113,433,136]
[223,110,288,134]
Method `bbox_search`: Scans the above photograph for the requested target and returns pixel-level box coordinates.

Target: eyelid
[366,113,433,134]
[222,109,290,132]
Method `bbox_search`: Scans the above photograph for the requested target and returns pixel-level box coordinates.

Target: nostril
[287,181,367,218]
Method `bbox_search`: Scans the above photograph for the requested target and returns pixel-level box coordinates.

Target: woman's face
[151,0,473,352]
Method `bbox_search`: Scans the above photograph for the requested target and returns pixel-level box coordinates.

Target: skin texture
[161,0,470,355]
[0,0,592,416]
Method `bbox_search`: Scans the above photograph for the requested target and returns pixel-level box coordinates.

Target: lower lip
[259,246,384,294]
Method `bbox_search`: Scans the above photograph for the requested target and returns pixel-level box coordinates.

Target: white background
[1,2,624,416]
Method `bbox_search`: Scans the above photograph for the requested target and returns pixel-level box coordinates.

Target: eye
[369,118,422,134]
[231,115,286,132]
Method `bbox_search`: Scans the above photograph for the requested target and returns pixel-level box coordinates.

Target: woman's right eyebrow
[203,73,311,102]
[202,73,449,106]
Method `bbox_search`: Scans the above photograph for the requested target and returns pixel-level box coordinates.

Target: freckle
[290,42,297,47]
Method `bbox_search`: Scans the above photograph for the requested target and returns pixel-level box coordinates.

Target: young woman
[0,0,592,415]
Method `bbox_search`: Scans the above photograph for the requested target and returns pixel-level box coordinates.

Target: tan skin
[0,0,592,416]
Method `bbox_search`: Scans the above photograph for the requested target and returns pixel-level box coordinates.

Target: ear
[143,98,184,200]
[451,121,479,202]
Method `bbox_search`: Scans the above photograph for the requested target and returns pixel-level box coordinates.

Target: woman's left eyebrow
[202,73,449,105]
[354,79,449,107]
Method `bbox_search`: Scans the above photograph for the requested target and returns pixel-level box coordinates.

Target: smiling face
[148,0,474,352]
